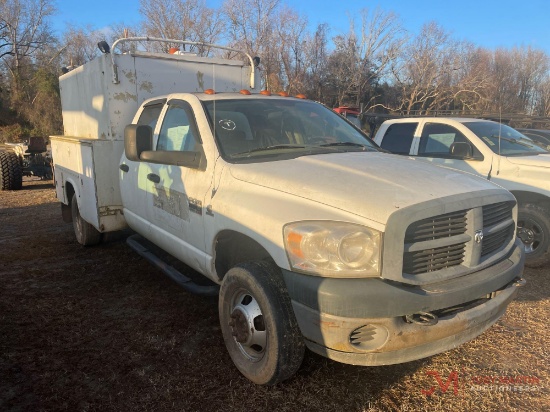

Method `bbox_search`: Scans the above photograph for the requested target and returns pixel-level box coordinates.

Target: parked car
[515,128,550,151]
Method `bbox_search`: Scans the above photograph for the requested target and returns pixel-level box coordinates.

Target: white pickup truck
[51,39,525,385]
[373,117,550,267]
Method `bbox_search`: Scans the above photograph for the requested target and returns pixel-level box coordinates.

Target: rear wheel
[71,195,101,246]
[219,261,305,385]
[517,203,550,267]
[0,151,23,190]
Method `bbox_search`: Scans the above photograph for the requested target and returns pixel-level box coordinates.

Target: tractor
[0,136,52,190]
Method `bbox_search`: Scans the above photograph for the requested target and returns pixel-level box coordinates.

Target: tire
[71,195,101,246]
[219,261,305,385]
[517,203,550,267]
[0,151,23,190]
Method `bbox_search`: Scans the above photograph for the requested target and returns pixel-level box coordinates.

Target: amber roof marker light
[204,89,216,95]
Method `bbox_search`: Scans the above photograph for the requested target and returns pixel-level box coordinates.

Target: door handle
[147,173,160,183]
[119,164,129,173]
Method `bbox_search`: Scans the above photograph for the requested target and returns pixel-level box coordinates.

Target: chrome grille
[482,201,514,227]
[403,242,466,274]
[405,210,468,243]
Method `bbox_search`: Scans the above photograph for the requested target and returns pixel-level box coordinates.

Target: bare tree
[450,45,491,112]
[61,25,104,67]
[222,0,280,89]
[140,0,224,55]
[389,22,463,114]
[272,5,308,93]
[326,8,404,107]
[0,0,56,102]
[302,23,330,101]
[534,76,550,117]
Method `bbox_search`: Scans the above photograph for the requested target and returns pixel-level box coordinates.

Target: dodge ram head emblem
[475,230,484,244]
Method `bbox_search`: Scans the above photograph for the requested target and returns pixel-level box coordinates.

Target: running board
[126,234,220,297]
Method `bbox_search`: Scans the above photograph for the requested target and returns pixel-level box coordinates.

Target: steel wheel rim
[517,217,544,254]
[228,288,267,362]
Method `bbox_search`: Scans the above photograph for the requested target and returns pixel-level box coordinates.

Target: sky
[51,0,550,53]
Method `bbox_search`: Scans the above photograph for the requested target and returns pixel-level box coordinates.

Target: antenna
[497,106,502,176]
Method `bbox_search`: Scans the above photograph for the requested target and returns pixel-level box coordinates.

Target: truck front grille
[401,201,515,278]
[481,201,515,257]
[403,242,466,274]
[482,201,514,227]
[481,224,515,256]
[405,210,467,243]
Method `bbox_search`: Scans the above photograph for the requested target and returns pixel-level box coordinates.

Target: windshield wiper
[319,142,372,150]
[232,144,306,156]
[489,135,533,148]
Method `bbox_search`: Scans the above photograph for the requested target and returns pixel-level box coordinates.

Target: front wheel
[71,195,101,246]
[517,203,550,267]
[219,261,305,385]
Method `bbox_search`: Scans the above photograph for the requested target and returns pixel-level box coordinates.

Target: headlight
[283,221,382,277]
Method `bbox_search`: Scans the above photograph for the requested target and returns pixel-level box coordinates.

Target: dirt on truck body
[0,179,548,411]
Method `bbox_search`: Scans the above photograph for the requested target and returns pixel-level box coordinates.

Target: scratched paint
[196,71,204,91]
[113,92,137,102]
[123,70,136,84]
[153,187,190,221]
[139,81,153,93]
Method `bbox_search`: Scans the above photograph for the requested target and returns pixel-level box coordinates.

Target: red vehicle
[333,106,361,128]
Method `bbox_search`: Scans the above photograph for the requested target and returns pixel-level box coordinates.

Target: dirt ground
[1,179,548,411]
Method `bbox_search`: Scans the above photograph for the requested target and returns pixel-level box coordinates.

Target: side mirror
[450,142,473,159]
[140,150,205,169]
[124,124,152,161]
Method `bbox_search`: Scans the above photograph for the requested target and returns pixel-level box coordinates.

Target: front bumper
[282,239,525,366]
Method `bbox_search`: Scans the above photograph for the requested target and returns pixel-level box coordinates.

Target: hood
[229,152,499,224]
[505,153,550,168]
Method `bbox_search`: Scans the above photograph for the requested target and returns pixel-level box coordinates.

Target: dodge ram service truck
[51,39,525,385]
[373,117,550,267]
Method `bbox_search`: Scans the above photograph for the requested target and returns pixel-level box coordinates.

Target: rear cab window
[379,123,418,154]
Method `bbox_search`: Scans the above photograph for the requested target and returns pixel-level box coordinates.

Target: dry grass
[0,179,548,411]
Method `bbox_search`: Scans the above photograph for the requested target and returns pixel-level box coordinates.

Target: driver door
[414,122,493,178]
[141,100,212,274]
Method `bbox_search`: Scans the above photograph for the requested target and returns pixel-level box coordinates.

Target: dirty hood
[229,152,498,224]
[505,153,550,168]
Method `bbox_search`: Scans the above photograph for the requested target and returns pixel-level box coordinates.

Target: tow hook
[513,278,526,287]
[405,311,438,326]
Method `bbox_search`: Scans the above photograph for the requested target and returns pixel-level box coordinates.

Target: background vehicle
[333,106,362,129]
[51,39,525,385]
[516,128,550,151]
[374,117,550,267]
[0,136,52,190]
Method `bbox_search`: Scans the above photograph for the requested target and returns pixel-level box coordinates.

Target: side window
[379,123,417,154]
[137,103,163,130]
[419,123,468,156]
[157,105,196,152]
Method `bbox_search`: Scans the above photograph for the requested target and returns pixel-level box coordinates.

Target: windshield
[463,121,548,156]
[203,98,377,162]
